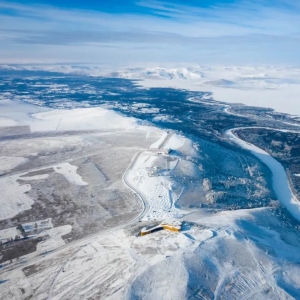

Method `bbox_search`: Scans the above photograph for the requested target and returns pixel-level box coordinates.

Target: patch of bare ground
[0,237,47,263]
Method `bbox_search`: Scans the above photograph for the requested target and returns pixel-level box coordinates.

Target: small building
[161,221,181,232]
[157,148,172,155]
[140,220,182,236]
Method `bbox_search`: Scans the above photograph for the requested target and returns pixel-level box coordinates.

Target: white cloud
[0,1,299,65]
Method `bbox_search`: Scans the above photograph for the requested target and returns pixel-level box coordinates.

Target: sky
[0,0,300,66]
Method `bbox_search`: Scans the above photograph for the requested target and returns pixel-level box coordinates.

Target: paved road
[156,132,173,149]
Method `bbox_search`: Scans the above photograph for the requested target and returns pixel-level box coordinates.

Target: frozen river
[226,128,300,222]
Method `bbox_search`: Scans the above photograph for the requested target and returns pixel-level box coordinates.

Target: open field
[0,127,162,241]
[0,101,164,262]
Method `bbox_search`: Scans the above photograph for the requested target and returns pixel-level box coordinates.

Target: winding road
[122,132,173,221]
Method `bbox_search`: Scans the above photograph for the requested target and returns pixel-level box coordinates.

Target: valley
[0,70,300,299]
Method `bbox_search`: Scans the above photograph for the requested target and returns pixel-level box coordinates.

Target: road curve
[122,132,173,221]
[122,151,150,221]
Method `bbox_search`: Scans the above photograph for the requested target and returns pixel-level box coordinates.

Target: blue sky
[0,0,299,65]
[3,0,236,13]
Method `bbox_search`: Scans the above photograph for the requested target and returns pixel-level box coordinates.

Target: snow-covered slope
[125,133,199,221]
[0,99,138,132]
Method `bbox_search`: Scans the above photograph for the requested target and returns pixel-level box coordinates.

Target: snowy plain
[0,97,163,222]
[1,73,300,299]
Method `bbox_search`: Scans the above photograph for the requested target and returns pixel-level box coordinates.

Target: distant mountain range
[1,64,300,115]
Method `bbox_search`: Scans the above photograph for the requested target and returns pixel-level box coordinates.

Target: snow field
[164,134,199,158]
[128,207,300,300]
[53,163,88,186]
[0,98,48,128]
[126,152,179,220]
[0,156,28,174]
[35,225,213,300]
[46,232,140,300]
[3,206,299,300]
[0,175,33,221]
[32,107,138,132]
[20,174,49,180]
[164,134,185,149]
[0,227,20,243]
[0,99,139,132]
